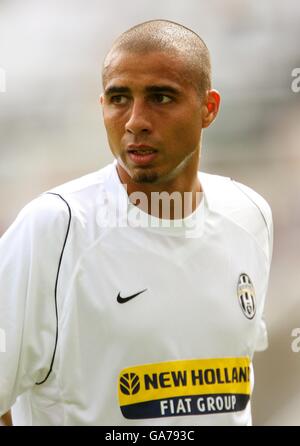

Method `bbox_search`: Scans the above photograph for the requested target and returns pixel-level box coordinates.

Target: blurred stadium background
[0,0,300,426]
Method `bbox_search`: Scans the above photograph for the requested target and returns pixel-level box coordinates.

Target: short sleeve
[254,317,269,352]
[254,194,273,352]
[0,194,71,415]
[232,180,273,352]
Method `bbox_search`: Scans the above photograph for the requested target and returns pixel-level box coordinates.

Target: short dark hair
[102,19,211,97]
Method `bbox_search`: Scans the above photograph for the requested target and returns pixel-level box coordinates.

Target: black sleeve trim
[35,192,72,385]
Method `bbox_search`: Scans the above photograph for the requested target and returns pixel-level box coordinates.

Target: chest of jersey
[56,216,267,425]
[61,215,268,360]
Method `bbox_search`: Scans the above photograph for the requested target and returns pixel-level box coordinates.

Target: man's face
[101,49,205,185]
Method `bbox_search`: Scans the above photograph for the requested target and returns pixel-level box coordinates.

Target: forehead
[103,49,193,90]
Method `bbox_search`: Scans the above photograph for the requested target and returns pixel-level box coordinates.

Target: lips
[129,149,156,154]
[127,145,158,166]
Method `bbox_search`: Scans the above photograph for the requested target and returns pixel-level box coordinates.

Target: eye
[151,94,172,104]
[110,95,128,105]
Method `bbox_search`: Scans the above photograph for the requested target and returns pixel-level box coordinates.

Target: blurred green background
[1,0,300,425]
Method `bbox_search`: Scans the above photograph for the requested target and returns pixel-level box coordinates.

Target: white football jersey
[0,161,273,426]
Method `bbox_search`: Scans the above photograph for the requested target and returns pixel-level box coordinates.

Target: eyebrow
[104,85,180,96]
[104,86,130,96]
[145,85,180,95]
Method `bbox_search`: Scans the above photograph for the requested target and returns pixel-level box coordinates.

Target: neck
[116,152,202,220]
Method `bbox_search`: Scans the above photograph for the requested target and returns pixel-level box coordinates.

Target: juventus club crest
[237,273,256,319]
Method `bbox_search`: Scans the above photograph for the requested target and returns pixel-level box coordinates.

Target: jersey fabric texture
[0,161,273,426]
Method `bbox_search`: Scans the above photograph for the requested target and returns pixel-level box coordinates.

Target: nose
[125,100,152,135]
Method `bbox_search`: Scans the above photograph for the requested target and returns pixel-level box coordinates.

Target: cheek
[103,113,124,139]
[170,116,202,150]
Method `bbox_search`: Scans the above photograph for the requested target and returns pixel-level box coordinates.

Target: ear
[99,93,104,106]
[201,89,221,128]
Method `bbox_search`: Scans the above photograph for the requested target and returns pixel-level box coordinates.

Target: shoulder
[49,164,113,200]
[7,193,70,230]
[45,164,115,219]
[200,171,273,261]
[1,163,116,250]
[21,164,114,228]
[0,193,71,247]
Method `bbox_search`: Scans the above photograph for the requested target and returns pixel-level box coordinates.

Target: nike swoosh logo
[117,289,147,304]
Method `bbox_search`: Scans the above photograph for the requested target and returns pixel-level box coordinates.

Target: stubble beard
[131,168,159,184]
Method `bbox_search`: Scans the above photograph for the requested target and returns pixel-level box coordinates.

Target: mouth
[127,145,158,166]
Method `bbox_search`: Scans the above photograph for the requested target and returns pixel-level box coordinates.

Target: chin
[131,169,159,184]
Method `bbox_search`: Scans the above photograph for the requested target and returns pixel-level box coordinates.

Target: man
[0,20,273,426]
